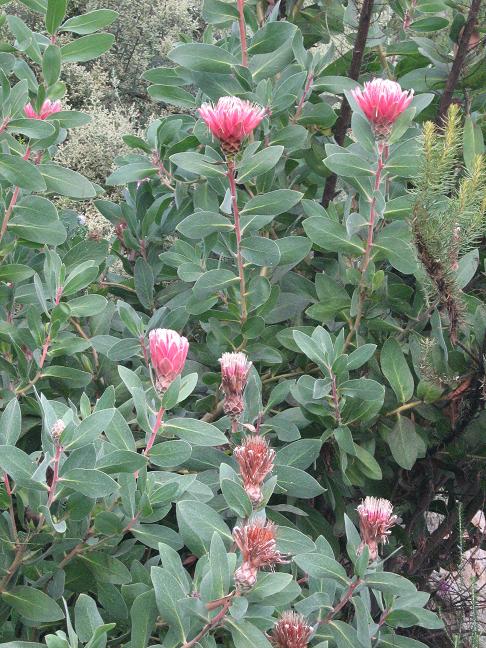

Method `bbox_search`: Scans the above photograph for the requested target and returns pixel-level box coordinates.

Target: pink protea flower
[24,99,62,120]
[233,520,287,589]
[219,351,252,421]
[269,611,313,648]
[148,328,189,393]
[357,496,398,561]
[234,435,275,505]
[351,79,413,138]
[198,96,267,155]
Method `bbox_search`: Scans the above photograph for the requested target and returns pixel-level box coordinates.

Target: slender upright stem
[47,444,62,508]
[330,372,341,424]
[182,592,236,648]
[344,141,385,351]
[143,406,165,457]
[3,473,18,543]
[0,147,33,244]
[227,160,247,323]
[236,0,248,66]
[321,578,362,624]
[0,186,20,244]
[293,72,314,122]
[361,141,384,275]
[402,0,417,30]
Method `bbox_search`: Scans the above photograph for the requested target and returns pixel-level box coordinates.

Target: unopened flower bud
[234,562,258,590]
[269,611,313,648]
[357,496,397,561]
[148,328,189,393]
[219,352,252,422]
[51,419,65,442]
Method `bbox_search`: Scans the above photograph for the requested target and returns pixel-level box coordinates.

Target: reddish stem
[3,473,18,542]
[343,141,385,350]
[293,72,314,122]
[134,405,164,479]
[182,592,235,648]
[0,187,20,244]
[237,0,248,66]
[227,160,247,323]
[321,578,362,624]
[0,147,31,245]
[39,335,51,370]
[0,118,10,134]
[402,0,416,30]
[47,444,62,508]
[330,372,341,424]
[143,406,165,457]
[54,286,63,305]
[361,140,385,276]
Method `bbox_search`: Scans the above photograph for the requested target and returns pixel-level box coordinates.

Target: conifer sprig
[411,106,486,343]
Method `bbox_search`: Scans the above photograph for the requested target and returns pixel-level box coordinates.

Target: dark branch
[436,0,482,124]
[321,0,375,207]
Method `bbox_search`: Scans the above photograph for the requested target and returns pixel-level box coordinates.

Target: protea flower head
[233,519,287,589]
[148,328,189,393]
[219,352,252,421]
[351,79,413,138]
[24,99,62,120]
[234,435,275,505]
[198,96,267,155]
[269,611,313,648]
[357,496,398,561]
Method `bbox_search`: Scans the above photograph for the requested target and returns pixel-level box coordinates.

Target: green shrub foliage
[0,0,485,647]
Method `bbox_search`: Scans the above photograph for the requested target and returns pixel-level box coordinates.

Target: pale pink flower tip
[233,519,287,589]
[148,328,189,393]
[198,96,267,154]
[351,78,413,138]
[234,435,275,505]
[357,496,398,561]
[51,419,65,441]
[219,351,252,421]
[269,611,313,648]
[24,99,62,120]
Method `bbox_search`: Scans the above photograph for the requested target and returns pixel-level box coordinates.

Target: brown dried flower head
[269,611,313,648]
[219,352,252,420]
[234,435,275,505]
[233,519,287,589]
[357,496,398,561]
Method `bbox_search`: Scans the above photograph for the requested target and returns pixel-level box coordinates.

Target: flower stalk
[236,0,248,66]
[227,159,247,323]
[143,406,165,458]
[344,140,385,350]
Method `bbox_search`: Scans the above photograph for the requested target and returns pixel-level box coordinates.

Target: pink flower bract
[148,328,189,392]
[233,519,287,589]
[269,611,313,648]
[234,435,275,505]
[198,96,266,154]
[357,496,398,561]
[24,99,62,120]
[219,351,252,420]
[351,79,413,137]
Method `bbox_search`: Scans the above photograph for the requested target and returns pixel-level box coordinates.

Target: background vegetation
[0,0,485,647]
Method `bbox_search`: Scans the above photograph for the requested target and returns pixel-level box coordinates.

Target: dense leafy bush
[0,0,485,647]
